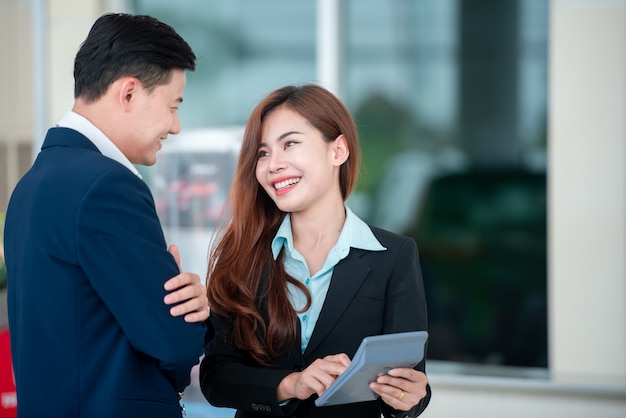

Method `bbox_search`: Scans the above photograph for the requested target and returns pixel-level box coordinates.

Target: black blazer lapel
[303,249,370,357]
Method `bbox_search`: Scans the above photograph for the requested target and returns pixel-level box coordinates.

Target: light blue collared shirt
[271,206,387,353]
[56,110,142,179]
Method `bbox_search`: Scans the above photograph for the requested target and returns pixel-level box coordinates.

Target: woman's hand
[369,368,429,411]
[277,353,351,402]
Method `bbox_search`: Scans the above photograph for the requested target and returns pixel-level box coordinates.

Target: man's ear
[117,77,139,111]
[332,134,350,166]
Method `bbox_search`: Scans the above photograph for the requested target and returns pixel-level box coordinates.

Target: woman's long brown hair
[206,84,360,365]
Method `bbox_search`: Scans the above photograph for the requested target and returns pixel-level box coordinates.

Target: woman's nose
[268,151,287,172]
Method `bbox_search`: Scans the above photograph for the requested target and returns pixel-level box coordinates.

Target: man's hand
[163,244,209,323]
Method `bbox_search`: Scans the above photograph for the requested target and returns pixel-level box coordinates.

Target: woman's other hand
[369,368,429,411]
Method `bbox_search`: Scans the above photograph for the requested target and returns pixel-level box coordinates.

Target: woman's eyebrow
[278,131,302,140]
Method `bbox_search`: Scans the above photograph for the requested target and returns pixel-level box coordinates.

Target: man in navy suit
[4,13,211,417]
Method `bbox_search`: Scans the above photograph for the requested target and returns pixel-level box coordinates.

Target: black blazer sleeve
[200,311,301,416]
[370,229,431,418]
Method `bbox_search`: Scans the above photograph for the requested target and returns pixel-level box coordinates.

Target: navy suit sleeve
[382,238,428,336]
[76,167,205,389]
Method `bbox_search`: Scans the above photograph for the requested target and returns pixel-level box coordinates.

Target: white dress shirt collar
[56,110,142,179]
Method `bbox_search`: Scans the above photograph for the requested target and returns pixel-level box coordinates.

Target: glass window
[135,0,317,128]
[343,0,548,372]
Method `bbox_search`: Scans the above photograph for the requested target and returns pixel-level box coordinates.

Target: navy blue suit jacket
[200,227,431,418]
[4,127,208,417]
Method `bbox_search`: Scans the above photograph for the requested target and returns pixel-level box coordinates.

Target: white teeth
[274,177,300,190]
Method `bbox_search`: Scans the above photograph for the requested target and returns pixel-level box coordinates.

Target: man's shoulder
[43,126,99,152]
[39,128,131,176]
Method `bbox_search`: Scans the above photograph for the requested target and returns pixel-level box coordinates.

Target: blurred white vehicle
[151,127,244,279]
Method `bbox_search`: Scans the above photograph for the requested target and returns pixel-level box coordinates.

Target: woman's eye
[285,141,298,149]
[258,150,270,159]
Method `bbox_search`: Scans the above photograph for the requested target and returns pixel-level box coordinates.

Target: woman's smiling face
[255,106,347,214]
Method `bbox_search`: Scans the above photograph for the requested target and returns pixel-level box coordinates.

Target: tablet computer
[315,330,428,407]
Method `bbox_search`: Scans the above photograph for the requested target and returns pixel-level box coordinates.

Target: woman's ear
[332,134,350,166]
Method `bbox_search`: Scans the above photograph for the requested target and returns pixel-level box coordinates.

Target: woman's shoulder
[367,225,416,248]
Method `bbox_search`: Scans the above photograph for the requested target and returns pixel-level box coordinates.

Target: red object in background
[0,330,16,417]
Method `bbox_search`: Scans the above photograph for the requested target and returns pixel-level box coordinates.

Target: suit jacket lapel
[303,249,370,357]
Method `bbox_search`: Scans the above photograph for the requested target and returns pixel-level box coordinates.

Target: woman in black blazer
[200,84,431,418]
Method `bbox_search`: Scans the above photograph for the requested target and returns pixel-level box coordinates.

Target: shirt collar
[271,206,386,260]
[56,110,142,179]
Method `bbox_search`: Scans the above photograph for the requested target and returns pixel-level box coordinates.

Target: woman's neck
[290,200,346,255]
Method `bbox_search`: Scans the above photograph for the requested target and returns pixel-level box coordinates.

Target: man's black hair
[74,13,196,102]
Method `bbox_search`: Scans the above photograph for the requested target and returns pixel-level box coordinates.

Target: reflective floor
[184,402,235,418]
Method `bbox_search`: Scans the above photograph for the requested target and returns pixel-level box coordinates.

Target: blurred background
[0,0,625,417]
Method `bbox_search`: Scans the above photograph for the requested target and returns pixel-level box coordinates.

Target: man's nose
[169,114,181,135]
